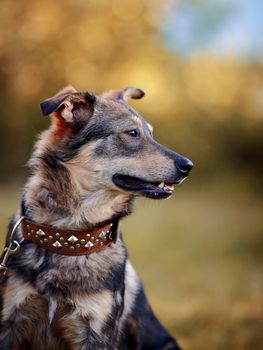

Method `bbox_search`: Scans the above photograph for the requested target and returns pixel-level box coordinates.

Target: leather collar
[21,217,119,256]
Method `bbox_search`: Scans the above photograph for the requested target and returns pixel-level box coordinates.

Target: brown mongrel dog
[0,86,193,350]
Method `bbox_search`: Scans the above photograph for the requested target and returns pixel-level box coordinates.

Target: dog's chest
[48,290,123,347]
[51,290,119,326]
[4,241,127,348]
[37,249,126,343]
[2,274,124,349]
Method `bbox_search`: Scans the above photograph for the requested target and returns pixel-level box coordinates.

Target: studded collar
[20,217,119,256]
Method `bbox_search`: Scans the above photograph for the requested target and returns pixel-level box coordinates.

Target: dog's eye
[126,129,140,138]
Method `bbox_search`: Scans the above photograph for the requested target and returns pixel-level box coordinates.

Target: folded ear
[40,86,95,123]
[40,85,77,118]
[101,87,145,101]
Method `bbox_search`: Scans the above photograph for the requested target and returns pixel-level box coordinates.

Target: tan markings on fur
[0,294,51,349]
[119,260,140,330]
[64,141,100,192]
[2,272,38,321]
[53,292,113,349]
[73,290,113,333]
[56,312,87,350]
[24,169,77,227]
[136,145,173,178]
[77,191,130,225]
[64,141,131,225]
[24,128,79,227]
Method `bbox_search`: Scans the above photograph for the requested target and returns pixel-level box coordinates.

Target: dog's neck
[22,171,133,231]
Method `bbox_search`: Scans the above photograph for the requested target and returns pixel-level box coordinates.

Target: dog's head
[39,86,193,201]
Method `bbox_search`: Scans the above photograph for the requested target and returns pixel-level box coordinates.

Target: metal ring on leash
[0,216,26,277]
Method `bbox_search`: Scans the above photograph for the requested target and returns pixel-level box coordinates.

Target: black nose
[176,157,193,175]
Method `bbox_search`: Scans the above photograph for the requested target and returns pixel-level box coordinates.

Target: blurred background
[0,0,262,348]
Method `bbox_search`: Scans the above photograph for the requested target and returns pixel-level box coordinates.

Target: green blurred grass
[0,178,263,349]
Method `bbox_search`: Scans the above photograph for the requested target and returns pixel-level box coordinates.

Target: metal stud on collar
[67,235,78,243]
[53,241,62,248]
[36,229,46,237]
[85,241,94,249]
[99,231,107,239]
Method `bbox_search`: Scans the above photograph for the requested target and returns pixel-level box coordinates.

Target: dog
[0,86,193,350]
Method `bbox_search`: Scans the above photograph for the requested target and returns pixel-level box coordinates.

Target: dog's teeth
[158,182,165,189]
[164,184,175,191]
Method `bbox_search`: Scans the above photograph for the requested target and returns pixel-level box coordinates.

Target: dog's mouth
[112,174,178,199]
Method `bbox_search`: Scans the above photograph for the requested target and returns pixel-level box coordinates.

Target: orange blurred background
[0,1,262,349]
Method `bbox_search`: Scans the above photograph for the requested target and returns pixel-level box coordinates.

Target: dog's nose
[176,157,193,175]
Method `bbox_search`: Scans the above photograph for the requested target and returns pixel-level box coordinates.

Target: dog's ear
[40,86,95,123]
[40,86,77,117]
[101,87,145,101]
